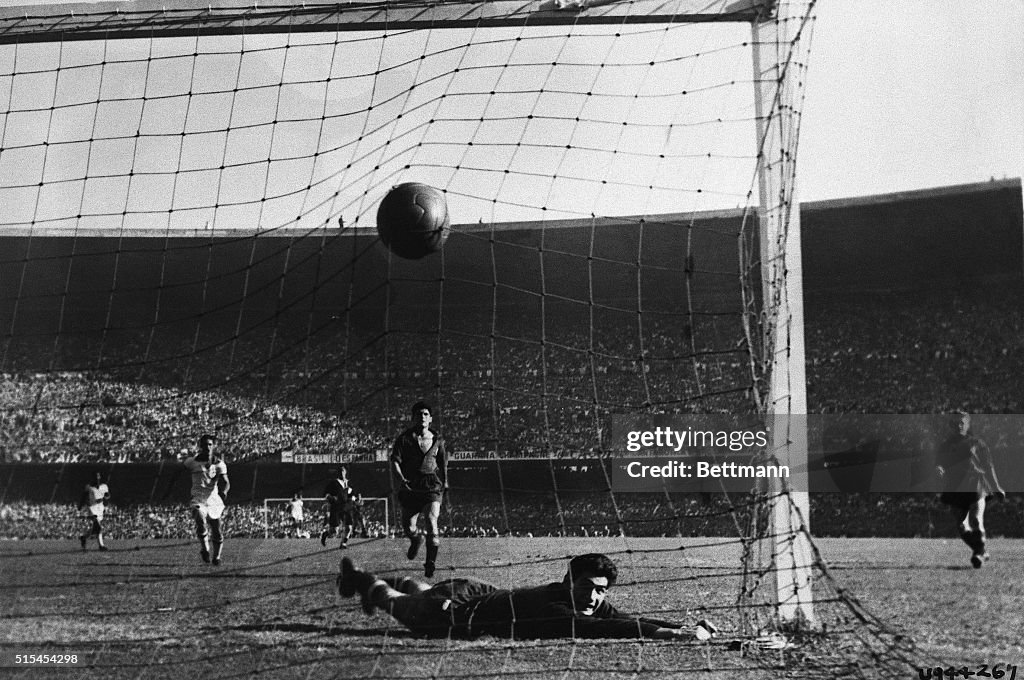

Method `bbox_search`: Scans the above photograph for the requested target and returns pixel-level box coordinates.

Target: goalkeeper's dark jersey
[452,582,679,639]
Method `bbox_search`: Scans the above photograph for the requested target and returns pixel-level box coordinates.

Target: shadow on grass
[0,540,193,559]
[223,622,414,638]
[829,563,979,571]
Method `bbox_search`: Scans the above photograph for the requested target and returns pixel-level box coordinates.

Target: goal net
[0,0,922,676]
[262,496,390,539]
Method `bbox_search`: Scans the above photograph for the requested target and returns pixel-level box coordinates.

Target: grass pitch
[0,537,1021,679]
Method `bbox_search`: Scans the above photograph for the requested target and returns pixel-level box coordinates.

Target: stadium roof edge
[802,178,1021,213]
[455,206,754,233]
[0,207,755,238]
[1,179,1017,238]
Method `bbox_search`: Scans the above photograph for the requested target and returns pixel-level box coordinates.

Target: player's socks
[364,580,397,615]
[974,530,987,556]
[424,541,439,578]
[79,535,87,551]
[198,532,211,562]
[959,528,982,558]
[407,534,423,560]
[320,529,329,547]
[212,541,223,566]
[394,576,419,595]
[338,557,358,597]
[960,528,984,554]
[352,566,387,615]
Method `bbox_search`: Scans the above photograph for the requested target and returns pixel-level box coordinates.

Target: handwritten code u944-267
[917,664,1018,680]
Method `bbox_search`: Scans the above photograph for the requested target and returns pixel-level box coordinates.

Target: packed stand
[1,281,1021,464]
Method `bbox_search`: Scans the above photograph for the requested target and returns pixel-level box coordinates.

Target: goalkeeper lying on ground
[338,552,717,640]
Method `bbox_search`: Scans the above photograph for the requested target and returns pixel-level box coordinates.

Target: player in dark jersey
[321,467,358,549]
[390,401,448,577]
[936,411,1005,568]
[337,553,717,640]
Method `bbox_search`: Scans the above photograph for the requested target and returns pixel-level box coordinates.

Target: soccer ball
[376,182,451,259]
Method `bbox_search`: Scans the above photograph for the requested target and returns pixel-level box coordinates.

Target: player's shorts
[192,497,225,521]
[939,491,984,510]
[398,474,444,510]
[327,503,354,528]
[399,578,499,638]
[428,578,499,606]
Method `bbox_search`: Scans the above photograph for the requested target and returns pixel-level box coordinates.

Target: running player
[288,493,307,538]
[321,468,357,548]
[351,493,368,539]
[183,433,230,565]
[338,553,718,640]
[390,401,448,577]
[936,411,1006,568]
[78,472,111,551]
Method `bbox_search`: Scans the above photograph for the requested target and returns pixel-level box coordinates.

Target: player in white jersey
[78,472,111,551]
[288,493,307,538]
[183,433,231,565]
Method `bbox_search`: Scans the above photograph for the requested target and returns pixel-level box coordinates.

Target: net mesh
[0,0,928,677]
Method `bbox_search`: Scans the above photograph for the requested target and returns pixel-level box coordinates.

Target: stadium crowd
[0,372,379,463]
[2,282,1021,465]
[804,286,1023,415]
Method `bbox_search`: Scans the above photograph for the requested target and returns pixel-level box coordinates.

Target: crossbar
[0,0,773,44]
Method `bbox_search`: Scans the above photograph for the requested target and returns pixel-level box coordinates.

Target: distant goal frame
[261,496,391,539]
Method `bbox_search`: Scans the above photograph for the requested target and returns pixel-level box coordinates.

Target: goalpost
[0,0,921,676]
[751,1,814,626]
[261,496,390,539]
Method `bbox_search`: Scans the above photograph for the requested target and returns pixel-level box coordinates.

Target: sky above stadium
[799,0,1023,202]
[0,0,1020,230]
